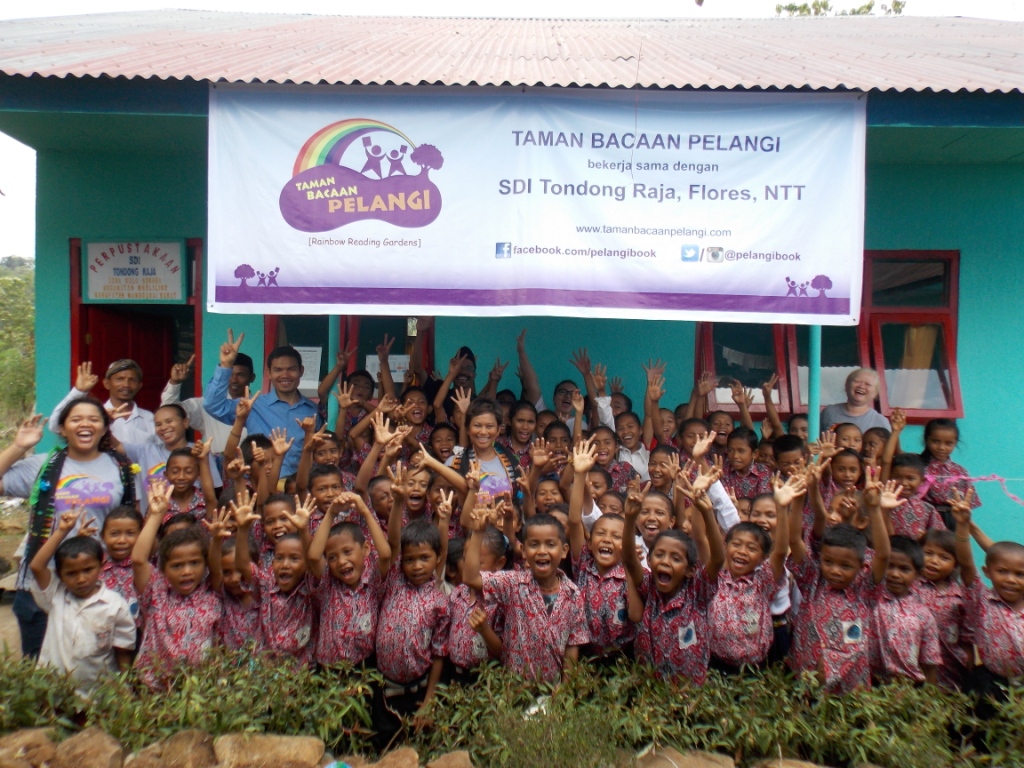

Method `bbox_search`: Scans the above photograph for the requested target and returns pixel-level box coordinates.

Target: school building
[1,12,1022,541]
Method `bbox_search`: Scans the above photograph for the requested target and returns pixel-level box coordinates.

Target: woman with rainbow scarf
[0,398,135,657]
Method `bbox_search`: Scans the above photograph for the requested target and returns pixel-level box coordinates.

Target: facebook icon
[495,242,512,259]
[680,244,701,262]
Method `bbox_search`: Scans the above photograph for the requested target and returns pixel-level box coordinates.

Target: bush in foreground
[1,649,1021,767]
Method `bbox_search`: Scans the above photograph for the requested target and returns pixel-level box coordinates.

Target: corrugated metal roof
[1,11,1022,93]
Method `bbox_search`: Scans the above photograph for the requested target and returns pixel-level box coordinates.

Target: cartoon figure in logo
[785,277,798,297]
[279,119,444,233]
[267,267,280,287]
[361,136,385,178]
[256,271,267,287]
[387,145,408,177]
[798,282,810,297]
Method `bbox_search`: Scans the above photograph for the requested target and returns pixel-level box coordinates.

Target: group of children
[15,339,1024,744]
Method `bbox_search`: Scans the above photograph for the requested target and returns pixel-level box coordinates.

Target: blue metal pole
[807,324,822,439]
[326,315,340,427]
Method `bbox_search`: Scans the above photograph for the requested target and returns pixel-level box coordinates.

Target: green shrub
[2,649,1022,768]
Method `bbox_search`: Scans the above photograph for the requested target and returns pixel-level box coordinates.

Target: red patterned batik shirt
[634,567,717,684]
[481,569,590,684]
[708,563,779,666]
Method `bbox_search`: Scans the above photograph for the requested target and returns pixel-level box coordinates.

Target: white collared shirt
[48,387,155,443]
[31,574,136,694]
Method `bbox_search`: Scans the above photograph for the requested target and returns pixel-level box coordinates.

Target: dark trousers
[767,616,792,665]
[371,676,428,752]
[13,590,47,659]
[441,658,479,688]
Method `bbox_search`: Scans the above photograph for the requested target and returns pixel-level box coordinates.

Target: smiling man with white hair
[820,368,891,433]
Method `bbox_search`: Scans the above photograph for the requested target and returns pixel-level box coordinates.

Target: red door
[80,306,176,412]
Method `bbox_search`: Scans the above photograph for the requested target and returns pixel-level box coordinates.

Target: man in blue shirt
[203,330,320,476]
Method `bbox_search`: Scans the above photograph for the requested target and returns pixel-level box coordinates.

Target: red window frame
[696,322,793,416]
[695,249,962,424]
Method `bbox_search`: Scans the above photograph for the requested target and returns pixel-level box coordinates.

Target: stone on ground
[365,747,419,768]
[53,727,124,768]
[161,730,217,768]
[637,747,735,768]
[425,751,474,768]
[0,728,56,767]
[213,734,325,768]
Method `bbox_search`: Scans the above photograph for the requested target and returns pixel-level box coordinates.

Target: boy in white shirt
[29,508,136,695]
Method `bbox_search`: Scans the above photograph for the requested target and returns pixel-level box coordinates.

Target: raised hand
[219,328,244,368]
[296,415,317,440]
[224,449,250,481]
[592,363,608,393]
[285,493,316,530]
[56,506,85,534]
[387,462,411,503]
[730,381,753,407]
[879,480,906,511]
[229,487,259,528]
[453,387,473,418]
[191,437,213,461]
[692,431,715,460]
[488,358,509,384]
[646,374,666,405]
[816,430,838,460]
[13,415,44,451]
[333,380,358,411]
[235,387,258,421]
[250,441,267,467]
[371,411,396,446]
[624,481,650,520]
[862,465,882,507]
[692,463,722,494]
[78,514,99,540]
[466,459,483,492]
[529,439,551,471]
[571,390,586,415]
[270,428,294,457]
[643,358,667,383]
[335,342,357,370]
[890,407,907,432]
[75,361,100,392]
[107,403,132,422]
[696,370,716,397]
[203,506,234,540]
[610,376,625,394]
[147,477,173,520]
[572,437,598,474]
[435,489,455,525]
[376,333,395,363]
[948,488,975,525]
[761,373,779,403]
[805,455,832,483]
[169,354,195,384]
[446,351,469,380]
[773,473,808,507]
[376,394,398,415]
[761,418,774,441]
[569,347,592,377]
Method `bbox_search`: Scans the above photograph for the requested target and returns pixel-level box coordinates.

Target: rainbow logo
[56,474,90,490]
[148,462,166,478]
[292,119,418,177]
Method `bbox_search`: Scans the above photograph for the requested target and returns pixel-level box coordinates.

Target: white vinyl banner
[208,84,865,324]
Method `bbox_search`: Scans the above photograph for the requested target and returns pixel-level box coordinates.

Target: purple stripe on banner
[215,285,849,315]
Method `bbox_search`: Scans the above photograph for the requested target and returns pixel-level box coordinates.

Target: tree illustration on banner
[811,274,833,298]
[234,264,256,287]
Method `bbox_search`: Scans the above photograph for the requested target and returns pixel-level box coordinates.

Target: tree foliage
[776,1,905,15]
[0,259,35,444]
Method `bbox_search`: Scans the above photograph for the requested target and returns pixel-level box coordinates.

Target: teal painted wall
[33,150,262,447]
[435,316,696,413]
[865,161,1024,546]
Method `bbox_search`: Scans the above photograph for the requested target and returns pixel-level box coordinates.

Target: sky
[2,0,1023,260]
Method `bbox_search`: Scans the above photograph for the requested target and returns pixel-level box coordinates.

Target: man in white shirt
[48,360,154,443]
